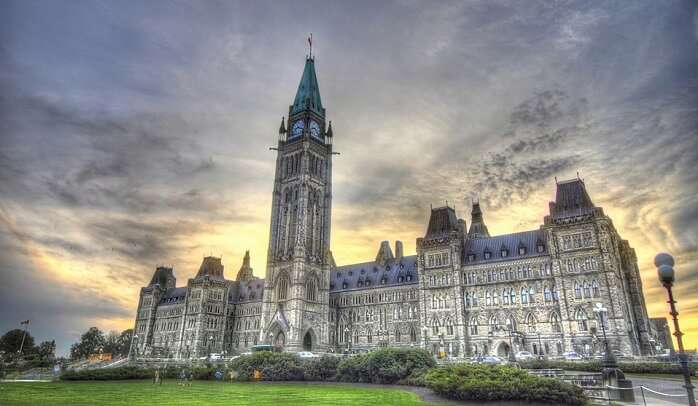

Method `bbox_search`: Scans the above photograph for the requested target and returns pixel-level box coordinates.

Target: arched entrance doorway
[496,341,511,358]
[303,331,313,351]
[275,331,286,348]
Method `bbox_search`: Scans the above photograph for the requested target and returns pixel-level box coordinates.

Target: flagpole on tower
[18,319,30,354]
[308,33,313,59]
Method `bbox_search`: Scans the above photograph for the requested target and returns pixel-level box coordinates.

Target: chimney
[395,241,404,261]
[375,241,394,266]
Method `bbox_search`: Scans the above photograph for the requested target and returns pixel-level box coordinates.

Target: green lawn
[0,380,427,405]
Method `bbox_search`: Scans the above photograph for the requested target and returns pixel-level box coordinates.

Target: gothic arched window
[576,309,588,331]
[469,317,479,335]
[520,287,528,304]
[525,313,536,333]
[574,283,582,299]
[592,281,600,297]
[305,277,318,302]
[551,312,562,333]
[583,282,591,298]
[489,315,498,332]
[277,274,289,301]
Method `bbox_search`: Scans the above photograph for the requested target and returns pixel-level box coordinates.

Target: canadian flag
[20,320,30,325]
[307,33,312,47]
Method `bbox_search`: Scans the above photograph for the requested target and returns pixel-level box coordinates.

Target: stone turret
[236,251,255,282]
[468,200,490,239]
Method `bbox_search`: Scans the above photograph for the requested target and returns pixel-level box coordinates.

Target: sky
[0,0,696,356]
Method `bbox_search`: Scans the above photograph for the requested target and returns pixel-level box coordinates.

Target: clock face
[309,120,321,140]
[291,120,305,139]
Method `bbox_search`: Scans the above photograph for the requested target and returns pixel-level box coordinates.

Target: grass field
[0,380,428,405]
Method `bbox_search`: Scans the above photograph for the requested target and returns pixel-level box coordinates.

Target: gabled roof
[464,229,548,265]
[291,58,324,117]
[550,178,595,219]
[330,255,418,293]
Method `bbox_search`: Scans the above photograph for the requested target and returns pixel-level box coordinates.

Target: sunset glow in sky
[1,0,697,355]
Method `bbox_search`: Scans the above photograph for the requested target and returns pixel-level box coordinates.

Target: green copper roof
[291,58,324,117]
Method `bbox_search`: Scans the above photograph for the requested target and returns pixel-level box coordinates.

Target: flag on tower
[308,33,313,57]
[20,320,30,325]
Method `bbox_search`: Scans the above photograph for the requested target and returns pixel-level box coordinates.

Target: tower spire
[468,199,490,238]
[291,57,324,117]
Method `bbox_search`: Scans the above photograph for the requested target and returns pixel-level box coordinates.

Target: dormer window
[406,274,413,282]
[330,283,335,290]
[398,276,404,283]
[348,270,353,276]
[501,249,508,258]
[536,243,545,253]
[365,279,371,287]
[519,246,526,255]
[484,250,491,260]
[357,280,363,287]
[381,277,387,285]
[342,282,348,289]
[467,253,476,262]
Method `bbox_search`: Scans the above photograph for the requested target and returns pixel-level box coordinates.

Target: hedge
[519,359,698,375]
[60,366,222,381]
[425,364,586,405]
[228,352,304,381]
[336,348,435,384]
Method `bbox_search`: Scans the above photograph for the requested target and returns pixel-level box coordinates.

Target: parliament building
[130,55,660,360]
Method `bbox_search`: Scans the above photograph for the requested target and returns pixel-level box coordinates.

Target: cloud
[1,0,697,355]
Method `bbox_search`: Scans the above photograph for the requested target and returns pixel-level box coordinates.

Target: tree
[0,329,36,355]
[102,329,133,358]
[70,327,105,360]
[37,340,56,361]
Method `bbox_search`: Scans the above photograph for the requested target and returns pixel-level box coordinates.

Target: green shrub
[336,348,436,384]
[519,359,698,375]
[60,366,152,381]
[303,355,340,381]
[228,352,304,381]
[425,364,586,405]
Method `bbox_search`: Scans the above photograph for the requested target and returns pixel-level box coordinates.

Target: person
[153,369,160,385]
[179,369,186,386]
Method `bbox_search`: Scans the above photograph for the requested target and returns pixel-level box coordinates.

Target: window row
[426,252,450,268]
[561,232,594,251]
[463,263,552,285]
[566,256,599,273]
[573,281,601,299]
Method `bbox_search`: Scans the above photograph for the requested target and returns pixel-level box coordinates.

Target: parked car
[612,350,626,359]
[515,351,535,361]
[480,356,504,365]
[297,351,319,359]
[562,352,584,361]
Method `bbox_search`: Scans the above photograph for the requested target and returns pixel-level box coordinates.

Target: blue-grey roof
[229,278,265,304]
[331,255,418,292]
[425,206,459,238]
[291,58,324,117]
[551,179,595,219]
[159,287,187,306]
[463,229,548,265]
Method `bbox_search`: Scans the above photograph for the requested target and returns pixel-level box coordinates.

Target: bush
[228,352,304,381]
[303,355,340,381]
[425,364,586,406]
[519,359,698,375]
[61,366,152,381]
[336,348,436,384]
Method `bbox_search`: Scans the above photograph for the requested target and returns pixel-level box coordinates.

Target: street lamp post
[655,253,696,406]
[537,332,543,359]
[593,303,617,369]
[507,329,517,364]
[422,326,429,352]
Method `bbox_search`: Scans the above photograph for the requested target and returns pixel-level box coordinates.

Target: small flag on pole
[20,320,30,325]
[308,33,313,57]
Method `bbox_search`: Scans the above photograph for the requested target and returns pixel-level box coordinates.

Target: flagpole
[18,321,29,354]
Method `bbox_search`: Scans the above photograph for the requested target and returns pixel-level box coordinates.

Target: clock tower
[260,56,334,352]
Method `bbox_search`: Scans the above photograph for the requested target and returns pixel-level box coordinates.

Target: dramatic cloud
[0,0,696,354]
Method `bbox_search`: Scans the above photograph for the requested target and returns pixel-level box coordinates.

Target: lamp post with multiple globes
[655,253,695,406]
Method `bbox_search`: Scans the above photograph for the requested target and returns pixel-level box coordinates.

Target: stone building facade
[130,55,661,360]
